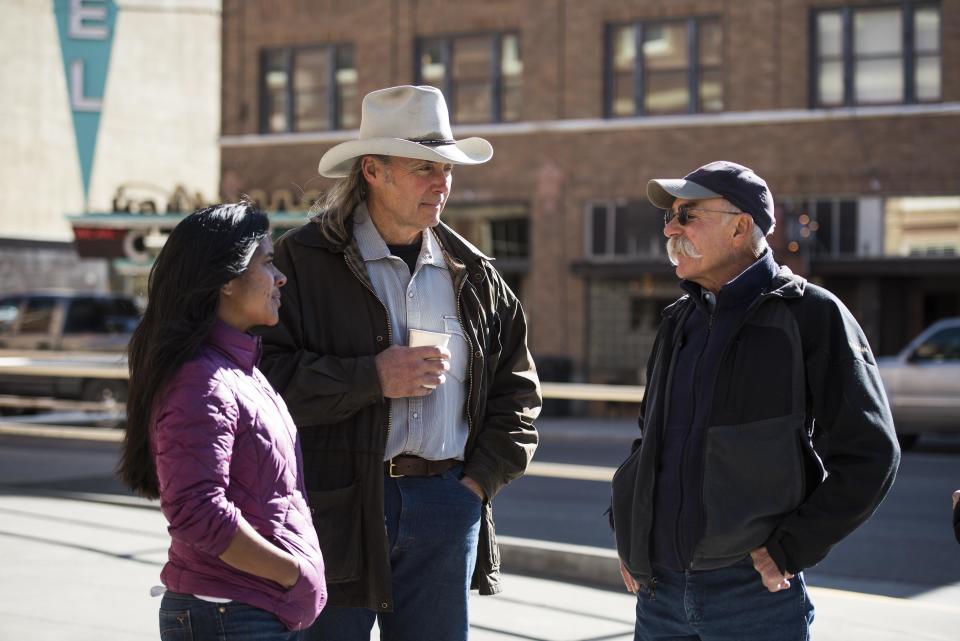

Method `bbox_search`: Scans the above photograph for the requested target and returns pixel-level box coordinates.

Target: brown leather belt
[385,455,459,478]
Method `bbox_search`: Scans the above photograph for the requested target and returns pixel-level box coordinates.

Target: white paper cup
[408,329,450,389]
[408,328,451,349]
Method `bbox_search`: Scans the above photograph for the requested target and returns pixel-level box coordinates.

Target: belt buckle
[387,459,404,478]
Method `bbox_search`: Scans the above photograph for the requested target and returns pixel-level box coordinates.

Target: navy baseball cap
[647,161,775,234]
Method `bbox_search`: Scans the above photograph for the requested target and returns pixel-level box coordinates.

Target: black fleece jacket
[611,262,900,584]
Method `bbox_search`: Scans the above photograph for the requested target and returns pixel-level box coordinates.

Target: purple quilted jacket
[152,320,326,630]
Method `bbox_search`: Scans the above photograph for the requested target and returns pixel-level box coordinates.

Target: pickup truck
[877,317,960,450]
[0,292,139,403]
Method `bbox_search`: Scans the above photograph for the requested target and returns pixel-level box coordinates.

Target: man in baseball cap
[611,161,899,640]
[646,160,776,289]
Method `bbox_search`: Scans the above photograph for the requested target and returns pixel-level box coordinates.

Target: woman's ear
[220,280,234,297]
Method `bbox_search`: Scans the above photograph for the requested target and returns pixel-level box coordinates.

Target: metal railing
[0,350,127,379]
[0,350,644,438]
[541,382,643,403]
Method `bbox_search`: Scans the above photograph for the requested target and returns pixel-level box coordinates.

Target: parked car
[877,317,960,450]
[0,291,139,404]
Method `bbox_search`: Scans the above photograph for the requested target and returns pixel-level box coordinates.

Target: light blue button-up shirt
[353,204,470,462]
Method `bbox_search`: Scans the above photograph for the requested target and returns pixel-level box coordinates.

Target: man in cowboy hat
[610,161,899,640]
[258,85,541,640]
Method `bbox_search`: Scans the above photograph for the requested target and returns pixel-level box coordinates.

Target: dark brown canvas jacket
[258,216,541,612]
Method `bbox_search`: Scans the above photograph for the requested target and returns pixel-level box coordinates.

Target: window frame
[414,31,522,124]
[603,15,723,118]
[584,200,667,261]
[258,42,355,133]
[809,2,942,108]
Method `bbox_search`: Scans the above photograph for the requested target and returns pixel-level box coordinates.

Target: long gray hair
[311,155,390,244]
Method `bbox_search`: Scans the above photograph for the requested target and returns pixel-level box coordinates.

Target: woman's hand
[219,517,300,589]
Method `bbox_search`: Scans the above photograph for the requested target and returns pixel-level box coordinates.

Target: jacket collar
[289,201,491,285]
[207,319,261,372]
[430,223,488,285]
[353,203,447,271]
[680,249,779,311]
[663,253,806,320]
[765,263,806,299]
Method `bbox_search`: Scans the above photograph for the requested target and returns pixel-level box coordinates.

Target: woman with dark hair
[117,203,326,640]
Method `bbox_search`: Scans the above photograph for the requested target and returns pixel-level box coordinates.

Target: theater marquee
[68,184,314,262]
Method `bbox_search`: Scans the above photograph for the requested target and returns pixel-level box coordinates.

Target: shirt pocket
[442,315,470,383]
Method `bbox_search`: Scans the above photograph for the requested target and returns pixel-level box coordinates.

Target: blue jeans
[633,557,815,641]
[306,464,482,641]
[159,592,304,641]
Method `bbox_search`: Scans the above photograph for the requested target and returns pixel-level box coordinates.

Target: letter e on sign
[69,0,108,39]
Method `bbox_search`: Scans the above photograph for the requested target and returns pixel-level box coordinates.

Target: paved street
[2,492,958,641]
[494,419,960,604]
[0,420,958,640]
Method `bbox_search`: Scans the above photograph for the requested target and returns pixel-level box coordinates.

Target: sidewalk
[0,489,957,641]
[1,425,958,640]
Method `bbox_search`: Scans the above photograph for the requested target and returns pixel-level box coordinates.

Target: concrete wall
[0,0,221,242]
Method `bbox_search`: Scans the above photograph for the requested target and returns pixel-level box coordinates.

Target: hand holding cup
[408,329,451,390]
[374,331,451,398]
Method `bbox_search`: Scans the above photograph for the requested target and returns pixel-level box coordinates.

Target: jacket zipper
[690,291,776,568]
[455,269,475,444]
[675,305,715,568]
[343,253,395,444]
[645,304,689,581]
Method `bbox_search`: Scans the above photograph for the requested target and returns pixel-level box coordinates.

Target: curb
[0,484,626,590]
[499,535,623,591]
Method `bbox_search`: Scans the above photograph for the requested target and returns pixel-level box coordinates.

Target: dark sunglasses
[664,204,743,226]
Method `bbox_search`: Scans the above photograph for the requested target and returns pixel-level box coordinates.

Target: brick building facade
[220,0,960,385]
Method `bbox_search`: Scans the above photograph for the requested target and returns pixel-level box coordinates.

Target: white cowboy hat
[318,85,493,178]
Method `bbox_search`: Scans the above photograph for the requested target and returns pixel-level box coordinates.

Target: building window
[587,201,665,259]
[784,198,860,257]
[443,204,529,259]
[606,16,722,117]
[629,297,675,332]
[416,33,522,123]
[260,44,357,133]
[488,217,529,259]
[442,203,529,298]
[812,3,941,107]
[885,196,960,257]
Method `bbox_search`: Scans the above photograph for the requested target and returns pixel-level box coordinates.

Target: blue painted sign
[53,0,118,206]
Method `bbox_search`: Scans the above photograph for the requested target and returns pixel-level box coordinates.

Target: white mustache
[666,236,702,265]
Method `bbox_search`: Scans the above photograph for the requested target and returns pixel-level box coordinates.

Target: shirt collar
[420,226,446,269]
[353,202,391,262]
[353,201,447,270]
